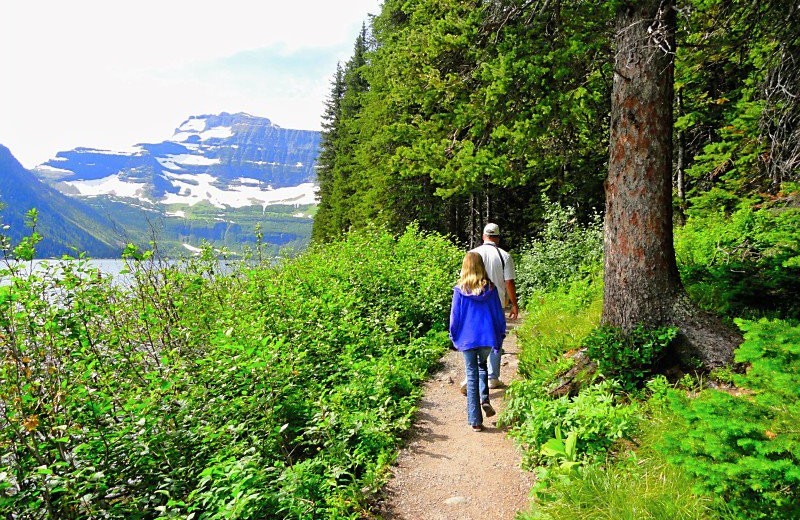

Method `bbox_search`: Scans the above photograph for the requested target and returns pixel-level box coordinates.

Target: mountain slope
[0,145,125,257]
[26,113,320,256]
[35,112,320,207]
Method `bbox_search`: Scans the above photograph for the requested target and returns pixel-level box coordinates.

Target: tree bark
[603,0,740,369]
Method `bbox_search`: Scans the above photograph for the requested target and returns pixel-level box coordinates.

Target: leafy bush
[660,319,800,519]
[503,276,639,468]
[675,207,800,319]
[584,325,678,392]
[515,200,602,302]
[504,380,640,469]
[0,225,462,519]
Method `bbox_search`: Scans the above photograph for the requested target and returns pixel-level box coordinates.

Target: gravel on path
[374,318,535,520]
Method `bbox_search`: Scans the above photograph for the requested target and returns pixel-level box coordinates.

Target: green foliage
[502,275,627,469]
[504,379,640,469]
[539,427,580,473]
[514,275,603,383]
[676,206,800,318]
[514,200,603,300]
[313,0,799,246]
[0,225,462,519]
[660,319,800,518]
[732,318,800,400]
[676,1,800,201]
[584,325,678,392]
[313,0,612,246]
[521,455,721,520]
[510,265,718,520]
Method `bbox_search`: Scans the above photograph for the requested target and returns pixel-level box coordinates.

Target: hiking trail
[375,318,535,519]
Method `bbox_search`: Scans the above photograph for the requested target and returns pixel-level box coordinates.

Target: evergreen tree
[312,63,345,242]
[314,23,371,241]
[313,0,798,250]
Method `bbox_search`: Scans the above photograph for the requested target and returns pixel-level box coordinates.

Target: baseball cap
[483,223,500,236]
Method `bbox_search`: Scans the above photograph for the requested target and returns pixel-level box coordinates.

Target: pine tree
[311,63,346,242]
[327,23,371,238]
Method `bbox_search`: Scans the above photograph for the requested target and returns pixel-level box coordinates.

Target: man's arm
[505,279,519,319]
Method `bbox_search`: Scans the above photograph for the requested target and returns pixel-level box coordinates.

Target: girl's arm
[449,288,462,344]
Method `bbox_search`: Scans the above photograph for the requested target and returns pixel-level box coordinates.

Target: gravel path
[374,317,535,520]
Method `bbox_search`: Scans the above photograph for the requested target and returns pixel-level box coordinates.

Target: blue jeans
[488,349,502,381]
[462,347,491,426]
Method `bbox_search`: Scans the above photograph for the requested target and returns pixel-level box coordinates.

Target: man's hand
[505,279,519,320]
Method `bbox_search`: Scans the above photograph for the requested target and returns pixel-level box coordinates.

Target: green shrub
[675,207,800,319]
[504,380,640,469]
[503,276,638,469]
[660,319,800,519]
[583,325,678,392]
[515,200,602,301]
[0,225,461,519]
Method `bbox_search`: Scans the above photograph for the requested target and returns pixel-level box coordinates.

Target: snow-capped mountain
[35,112,320,210]
[23,113,320,256]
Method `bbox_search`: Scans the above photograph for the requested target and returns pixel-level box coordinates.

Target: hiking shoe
[471,424,484,432]
[488,378,506,389]
[460,379,467,396]
[481,401,496,417]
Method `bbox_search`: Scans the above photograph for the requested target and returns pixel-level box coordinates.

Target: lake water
[1,258,251,287]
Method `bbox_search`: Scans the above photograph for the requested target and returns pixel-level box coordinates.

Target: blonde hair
[457,252,491,295]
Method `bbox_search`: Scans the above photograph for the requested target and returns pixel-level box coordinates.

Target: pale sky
[0,0,381,168]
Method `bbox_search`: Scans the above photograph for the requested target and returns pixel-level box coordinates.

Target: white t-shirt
[470,241,515,306]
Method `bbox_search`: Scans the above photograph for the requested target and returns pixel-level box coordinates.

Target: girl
[449,252,506,432]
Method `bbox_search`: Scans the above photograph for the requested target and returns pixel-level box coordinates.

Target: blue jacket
[449,284,506,352]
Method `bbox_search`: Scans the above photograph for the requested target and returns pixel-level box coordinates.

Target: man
[462,223,519,393]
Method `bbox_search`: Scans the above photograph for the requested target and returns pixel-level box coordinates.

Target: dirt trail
[375,318,535,520]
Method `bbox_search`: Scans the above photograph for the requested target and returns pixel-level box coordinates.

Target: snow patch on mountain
[81,146,143,156]
[161,172,317,209]
[199,126,234,140]
[236,177,262,185]
[37,164,74,175]
[157,154,220,168]
[65,173,150,201]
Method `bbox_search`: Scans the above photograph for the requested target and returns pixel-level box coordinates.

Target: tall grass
[520,453,720,520]
[515,275,602,380]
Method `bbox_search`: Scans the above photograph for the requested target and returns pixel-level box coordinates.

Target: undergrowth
[510,202,800,520]
[0,222,462,519]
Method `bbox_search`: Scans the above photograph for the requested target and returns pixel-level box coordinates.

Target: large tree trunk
[603,0,740,369]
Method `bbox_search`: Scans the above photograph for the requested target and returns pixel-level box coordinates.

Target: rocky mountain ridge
[35,112,320,209]
[1,113,320,257]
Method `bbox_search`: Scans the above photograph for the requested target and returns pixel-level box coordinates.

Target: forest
[2,0,799,518]
[313,0,799,250]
